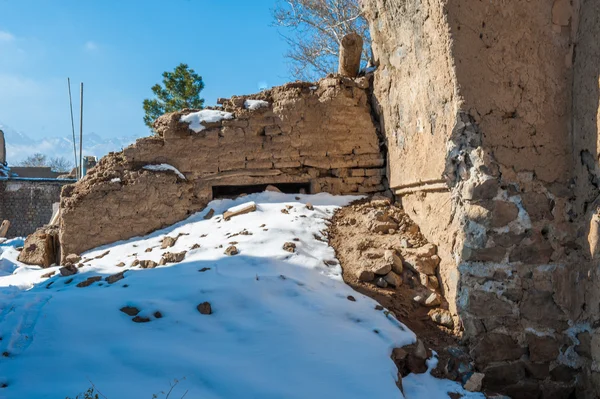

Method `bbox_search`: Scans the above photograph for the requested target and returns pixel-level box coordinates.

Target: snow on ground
[244,99,269,110]
[142,163,186,179]
[180,110,234,133]
[0,192,484,399]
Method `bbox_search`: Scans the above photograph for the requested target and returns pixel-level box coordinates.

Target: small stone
[160,251,187,265]
[413,295,424,304]
[139,260,158,269]
[375,305,384,311]
[429,308,454,328]
[376,277,388,288]
[384,250,403,274]
[347,295,356,302]
[59,264,78,277]
[116,262,125,267]
[225,246,239,256]
[197,302,212,315]
[400,238,411,248]
[131,259,140,267]
[95,250,110,259]
[191,244,200,250]
[153,311,163,319]
[283,242,296,253]
[198,267,211,272]
[356,269,375,282]
[76,276,102,287]
[203,208,215,220]
[265,185,281,192]
[306,203,314,210]
[161,236,177,249]
[424,292,441,307]
[65,253,81,264]
[120,306,140,316]
[414,339,428,359]
[145,247,153,253]
[105,271,126,284]
[132,316,151,323]
[464,372,484,392]
[384,271,402,287]
[41,271,55,278]
[428,276,440,290]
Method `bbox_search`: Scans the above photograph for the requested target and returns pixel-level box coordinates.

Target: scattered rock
[384,271,402,287]
[399,238,411,248]
[370,195,391,207]
[65,253,81,264]
[160,251,187,265]
[95,250,110,259]
[161,236,177,249]
[59,264,78,277]
[131,259,140,267]
[76,276,102,287]
[356,269,375,282]
[17,226,60,267]
[197,302,212,315]
[283,242,296,253]
[265,185,281,192]
[306,203,314,210]
[464,372,484,392]
[132,316,151,323]
[41,271,55,278]
[116,262,126,267]
[153,311,163,319]
[139,260,158,269]
[224,245,239,256]
[105,271,126,284]
[224,202,257,220]
[376,277,388,288]
[198,267,211,272]
[281,208,289,214]
[429,309,454,328]
[424,292,441,307]
[413,295,425,304]
[384,249,403,274]
[347,295,356,302]
[120,306,140,316]
[203,208,215,219]
[145,247,153,253]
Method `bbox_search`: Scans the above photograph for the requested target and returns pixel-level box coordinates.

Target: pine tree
[143,63,205,130]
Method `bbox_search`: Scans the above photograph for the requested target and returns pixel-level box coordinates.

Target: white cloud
[84,41,98,52]
[0,30,15,42]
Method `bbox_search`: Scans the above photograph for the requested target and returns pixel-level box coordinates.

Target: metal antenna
[79,82,84,179]
[67,78,78,179]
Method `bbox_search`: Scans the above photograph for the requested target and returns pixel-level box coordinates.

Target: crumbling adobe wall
[364,0,594,396]
[59,76,385,259]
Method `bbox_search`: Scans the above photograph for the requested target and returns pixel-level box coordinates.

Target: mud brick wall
[59,76,385,259]
[363,0,596,396]
[0,180,67,238]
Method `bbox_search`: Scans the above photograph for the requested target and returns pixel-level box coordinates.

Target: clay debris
[223,202,257,221]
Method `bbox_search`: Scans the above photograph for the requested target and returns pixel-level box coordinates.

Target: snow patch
[180,110,234,133]
[244,99,269,110]
[143,164,186,180]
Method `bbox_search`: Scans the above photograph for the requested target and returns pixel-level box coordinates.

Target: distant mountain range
[0,122,143,167]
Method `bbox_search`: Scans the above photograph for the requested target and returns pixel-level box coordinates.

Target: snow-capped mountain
[0,122,143,165]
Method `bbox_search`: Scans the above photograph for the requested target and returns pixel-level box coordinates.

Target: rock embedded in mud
[59,264,78,277]
[424,292,441,307]
[197,302,212,315]
[356,269,375,282]
[384,271,402,287]
[224,245,239,256]
[376,277,389,288]
[428,309,454,328]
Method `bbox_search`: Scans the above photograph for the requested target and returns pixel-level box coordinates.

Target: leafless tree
[272,0,371,81]
[18,153,72,172]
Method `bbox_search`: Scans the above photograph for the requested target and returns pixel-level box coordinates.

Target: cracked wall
[363,0,597,396]
[58,76,386,260]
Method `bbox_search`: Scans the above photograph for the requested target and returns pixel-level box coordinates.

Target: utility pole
[67,78,78,179]
[79,83,84,179]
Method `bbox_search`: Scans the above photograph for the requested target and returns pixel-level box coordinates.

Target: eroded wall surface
[364,0,594,396]
[59,76,385,258]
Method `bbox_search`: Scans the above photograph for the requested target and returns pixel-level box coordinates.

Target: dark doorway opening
[212,182,311,199]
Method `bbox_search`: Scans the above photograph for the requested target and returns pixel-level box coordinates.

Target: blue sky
[0,0,290,140]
